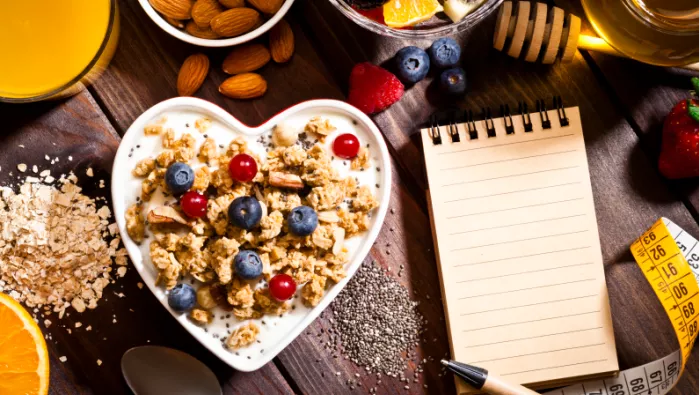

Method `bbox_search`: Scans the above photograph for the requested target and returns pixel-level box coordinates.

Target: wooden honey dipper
[493,1,699,70]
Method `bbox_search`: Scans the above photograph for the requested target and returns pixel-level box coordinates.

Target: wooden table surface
[1,0,698,394]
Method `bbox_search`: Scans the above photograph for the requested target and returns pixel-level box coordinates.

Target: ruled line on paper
[450,229,589,252]
[439,149,579,171]
[501,359,609,376]
[442,165,580,187]
[468,342,607,365]
[465,326,604,348]
[460,294,599,316]
[443,182,582,203]
[463,310,601,332]
[457,278,597,300]
[435,133,576,156]
[447,198,583,219]
[449,214,587,235]
[453,246,592,267]
[456,262,595,283]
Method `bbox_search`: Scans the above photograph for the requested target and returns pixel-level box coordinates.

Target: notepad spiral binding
[428,96,569,145]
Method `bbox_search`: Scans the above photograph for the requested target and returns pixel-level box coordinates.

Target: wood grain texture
[0,91,293,394]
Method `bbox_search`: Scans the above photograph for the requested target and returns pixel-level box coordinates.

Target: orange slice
[0,293,49,395]
[383,0,444,28]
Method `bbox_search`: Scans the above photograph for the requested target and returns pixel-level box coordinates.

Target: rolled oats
[0,175,123,315]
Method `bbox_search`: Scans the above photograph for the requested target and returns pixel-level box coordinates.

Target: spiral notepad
[421,98,619,393]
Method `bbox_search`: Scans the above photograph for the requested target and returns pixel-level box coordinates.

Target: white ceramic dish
[112,97,391,371]
[137,0,295,47]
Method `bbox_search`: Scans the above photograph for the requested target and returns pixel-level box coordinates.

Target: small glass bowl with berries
[329,0,503,39]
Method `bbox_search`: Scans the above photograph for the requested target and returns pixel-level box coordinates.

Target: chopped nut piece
[271,122,298,147]
[147,206,190,226]
[196,285,218,309]
[17,164,27,172]
[268,171,304,189]
[317,210,340,223]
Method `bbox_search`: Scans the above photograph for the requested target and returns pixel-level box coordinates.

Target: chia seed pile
[329,259,426,376]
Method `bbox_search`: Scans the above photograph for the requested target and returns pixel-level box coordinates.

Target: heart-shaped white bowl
[112,97,391,371]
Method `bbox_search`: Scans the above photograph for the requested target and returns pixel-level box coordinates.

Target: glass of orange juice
[0,0,119,102]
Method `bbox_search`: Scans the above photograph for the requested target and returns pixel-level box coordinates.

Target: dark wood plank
[0,91,294,395]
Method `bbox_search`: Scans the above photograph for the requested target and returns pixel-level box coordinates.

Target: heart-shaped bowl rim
[137,0,295,48]
[111,97,391,371]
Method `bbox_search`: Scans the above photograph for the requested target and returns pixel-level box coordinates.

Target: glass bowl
[328,0,503,39]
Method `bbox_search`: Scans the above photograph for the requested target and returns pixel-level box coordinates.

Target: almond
[192,0,223,28]
[247,0,283,14]
[149,0,193,20]
[218,0,244,8]
[268,172,304,189]
[269,19,294,63]
[163,15,186,29]
[148,206,191,226]
[222,43,270,75]
[185,21,220,39]
[219,73,267,99]
[210,8,260,38]
[177,53,210,96]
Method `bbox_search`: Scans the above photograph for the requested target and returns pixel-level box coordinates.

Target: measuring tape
[542,218,699,395]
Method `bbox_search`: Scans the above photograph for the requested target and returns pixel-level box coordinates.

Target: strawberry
[658,78,699,179]
[347,62,404,114]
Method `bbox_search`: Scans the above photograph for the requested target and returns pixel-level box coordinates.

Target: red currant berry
[269,274,296,301]
[332,133,360,159]
[180,191,208,218]
[229,153,258,182]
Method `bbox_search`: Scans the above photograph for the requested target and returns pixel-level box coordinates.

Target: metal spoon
[121,346,222,395]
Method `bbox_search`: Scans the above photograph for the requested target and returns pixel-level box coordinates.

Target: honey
[0,0,119,101]
[581,0,698,67]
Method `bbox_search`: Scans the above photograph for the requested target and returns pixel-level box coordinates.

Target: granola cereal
[226,321,259,349]
[126,114,379,350]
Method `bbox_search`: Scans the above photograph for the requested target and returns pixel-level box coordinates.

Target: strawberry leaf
[692,77,699,98]
[688,99,699,122]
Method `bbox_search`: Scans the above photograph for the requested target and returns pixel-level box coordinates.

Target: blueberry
[287,206,318,236]
[228,196,262,230]
[165,162,194,195]
[394,46,430,84]
[234,250,263,280]
[439,67,467,95]
[168,283,196,312]
[429,38,461,69]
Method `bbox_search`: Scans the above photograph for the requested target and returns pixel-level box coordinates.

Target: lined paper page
[421,108,618,393]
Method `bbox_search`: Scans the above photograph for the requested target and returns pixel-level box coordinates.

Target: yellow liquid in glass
[581,0,698,67]
[0,0,112,99]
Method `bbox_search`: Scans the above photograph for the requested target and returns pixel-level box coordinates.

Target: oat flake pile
[0,172,126,317]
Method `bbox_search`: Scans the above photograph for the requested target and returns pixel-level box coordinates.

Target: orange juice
[0,0,119,101]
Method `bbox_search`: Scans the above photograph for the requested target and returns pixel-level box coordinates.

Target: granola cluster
[126,116,378,349]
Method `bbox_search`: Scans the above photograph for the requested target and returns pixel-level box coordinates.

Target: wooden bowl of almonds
[139,0,294,47]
